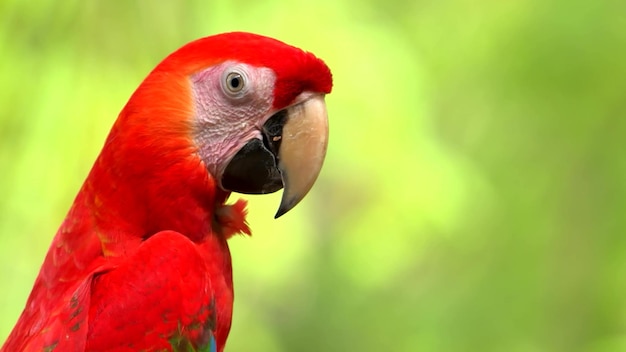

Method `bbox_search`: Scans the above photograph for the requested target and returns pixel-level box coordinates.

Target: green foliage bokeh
[1,1,626,351]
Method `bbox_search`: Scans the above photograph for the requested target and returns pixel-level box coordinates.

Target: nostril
[261,109,288,158]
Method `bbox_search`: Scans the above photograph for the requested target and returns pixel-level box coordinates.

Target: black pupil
[230,75,241,89]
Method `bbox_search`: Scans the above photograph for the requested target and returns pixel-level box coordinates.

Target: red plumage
[2,32,332,351]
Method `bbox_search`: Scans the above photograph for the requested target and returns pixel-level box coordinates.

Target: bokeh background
[1,1,626,351]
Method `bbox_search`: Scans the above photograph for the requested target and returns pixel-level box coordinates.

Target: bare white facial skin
[191,61,277,183]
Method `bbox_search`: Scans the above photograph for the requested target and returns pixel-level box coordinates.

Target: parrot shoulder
[85,230,229,351]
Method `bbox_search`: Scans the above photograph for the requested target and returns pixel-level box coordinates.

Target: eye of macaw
[226,72,243,91]
[223,70,246,97]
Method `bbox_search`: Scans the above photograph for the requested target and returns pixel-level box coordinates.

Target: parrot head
[92,32,332,240]
[183,33,332,218]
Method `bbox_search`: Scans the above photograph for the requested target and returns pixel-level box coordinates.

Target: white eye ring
[221,68,248,99]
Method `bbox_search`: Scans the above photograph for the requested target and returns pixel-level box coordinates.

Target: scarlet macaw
[2,32,332,352]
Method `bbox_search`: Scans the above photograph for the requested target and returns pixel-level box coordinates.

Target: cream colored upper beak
[274,95,329,218]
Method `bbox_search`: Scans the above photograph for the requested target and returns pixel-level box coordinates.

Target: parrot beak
[274,95,329,218]
[221,94,329,218]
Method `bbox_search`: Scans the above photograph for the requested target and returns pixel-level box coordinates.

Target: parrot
[1,32,332,352]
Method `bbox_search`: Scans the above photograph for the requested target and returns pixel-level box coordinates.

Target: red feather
[2,32,331,352]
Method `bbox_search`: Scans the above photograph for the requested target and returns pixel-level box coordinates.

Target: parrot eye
[219,65,251,100]
[224,71,246,95]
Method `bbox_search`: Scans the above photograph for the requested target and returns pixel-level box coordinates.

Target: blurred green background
[1,1,626,351]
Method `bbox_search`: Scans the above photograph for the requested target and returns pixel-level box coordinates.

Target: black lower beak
[221,111,286,194]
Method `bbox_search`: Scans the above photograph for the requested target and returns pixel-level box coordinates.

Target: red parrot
[2,32,332,352]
